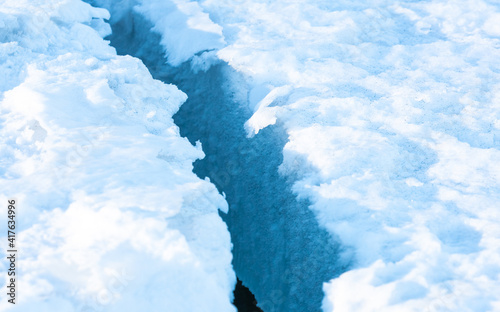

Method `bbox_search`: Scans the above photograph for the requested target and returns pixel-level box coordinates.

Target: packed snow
[106,0,500,311]
[196,1,500,311]
[0,1,235,311]
[2,0,500,311]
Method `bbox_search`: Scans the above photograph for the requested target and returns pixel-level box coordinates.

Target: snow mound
[0,1,235,311]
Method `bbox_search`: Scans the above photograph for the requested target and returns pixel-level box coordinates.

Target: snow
[126,0,500,310]
[2,0,500,311]
[90,0,225,67]
[135,0,225,66]
[192,0,500,311]
[0,1,235,311]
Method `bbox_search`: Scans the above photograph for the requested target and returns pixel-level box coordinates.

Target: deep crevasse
[94,3,349,311]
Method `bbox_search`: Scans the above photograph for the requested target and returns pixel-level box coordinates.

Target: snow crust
[96,0,500,310]
[0,1,235,311]
[192,0,500,311]
[3,0,500,311]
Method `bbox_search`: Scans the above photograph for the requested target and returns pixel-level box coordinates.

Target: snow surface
[88,0,225,67]
[101,0,500,311]
[195,1,500,311]
[3,0,500,311]
[0,1,235,311]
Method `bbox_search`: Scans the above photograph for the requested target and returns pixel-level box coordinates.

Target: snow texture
[0,1,235,311]
[88,0,225,67]
[2,0,500,311]
[196,0,500,311]
[109,0,500,311]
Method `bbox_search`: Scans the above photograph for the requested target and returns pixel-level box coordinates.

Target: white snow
[92,0,225,67]
[193,0,500,311]
[135,0,225,66]
[0,1,235,311]
[2,0,500,311]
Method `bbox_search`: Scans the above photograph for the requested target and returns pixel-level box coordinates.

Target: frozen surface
[0,1,235,311]
[2,0,500,311]
[111,0,500,311]
[196,0,500,311]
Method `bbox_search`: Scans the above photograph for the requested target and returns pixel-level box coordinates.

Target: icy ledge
[0,1,235,311]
